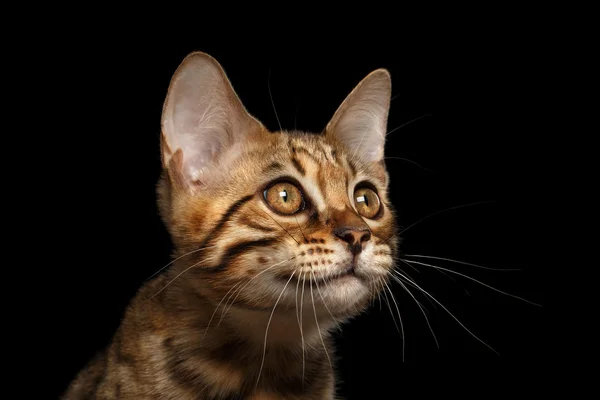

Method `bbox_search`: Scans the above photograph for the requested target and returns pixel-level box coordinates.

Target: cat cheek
[356,247,393,275]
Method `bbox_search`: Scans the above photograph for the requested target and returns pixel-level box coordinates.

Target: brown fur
[63,52,398,399]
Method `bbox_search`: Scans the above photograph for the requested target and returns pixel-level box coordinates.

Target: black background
[34,28,554,399]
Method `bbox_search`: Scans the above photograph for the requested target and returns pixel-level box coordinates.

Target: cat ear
[325,69,391,162]
[161,52,263,189]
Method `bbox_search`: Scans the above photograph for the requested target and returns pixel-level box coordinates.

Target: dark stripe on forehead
[291,156,306,176]
[263,161,283,174]
[312,145,330,162]
[291,145,320,165]
[207,238,279,272]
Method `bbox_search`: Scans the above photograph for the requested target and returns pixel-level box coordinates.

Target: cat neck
[127,276,335,396]
[224,305,337,348]
[152,272,337,351]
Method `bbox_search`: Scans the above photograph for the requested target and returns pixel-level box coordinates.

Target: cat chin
[299,275,372,314]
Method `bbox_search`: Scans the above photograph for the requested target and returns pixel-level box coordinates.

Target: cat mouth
[316,266,356,283]
[279,265,357,284]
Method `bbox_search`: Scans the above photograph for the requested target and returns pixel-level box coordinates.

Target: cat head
[157,52,398,319]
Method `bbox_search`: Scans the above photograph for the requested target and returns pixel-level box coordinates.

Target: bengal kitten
[63,51,399,400]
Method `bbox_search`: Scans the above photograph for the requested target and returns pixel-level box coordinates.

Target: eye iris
[354,187,380,219]
[265,183,303,214]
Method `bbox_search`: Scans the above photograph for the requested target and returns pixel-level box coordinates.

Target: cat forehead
[249,132,346,172]
[246,131,386,184]
[285,133,338,160]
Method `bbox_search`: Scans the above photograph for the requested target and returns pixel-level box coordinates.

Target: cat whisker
[398,258,420,274]
[372,277,385,311]
[294,214,308,243]
[381,280,402,337]
[203,281,243,339]
[252,206,300,245]
[383,279,405,362]
[403,254,521,271]
[427,266,459,284]
[300,270,307,384]
[398,200,497,237]
[218,256,298,325]
[400,278,438,346]
[149,257,207,299]
[388,271,439,347]
[368,280,376,308]
[295,271,302,329]
[145,244,217,282]
[393,266,437,309]
[385,114,432,137]
[310,268,333,371]
[384,156,433,173]
[377,282,383,311]
[218,281,248,327]
[386,267,425,310]
[294,270,305,389]
[391,268,499,355]
[383,200,497,244]
[375,279,384,307]
[256,269,296,389]
[268,68,283,131]
[311,269,342,333]
[401,259,541,306]
[319,273,339,308]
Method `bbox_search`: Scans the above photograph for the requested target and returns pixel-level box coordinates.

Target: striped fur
[63,52,398,399]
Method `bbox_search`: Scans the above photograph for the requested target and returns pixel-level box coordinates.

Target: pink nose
[334,227,371,255]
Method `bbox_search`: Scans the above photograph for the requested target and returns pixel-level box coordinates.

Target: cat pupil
[279,190,288,202]
[357,195,368,206]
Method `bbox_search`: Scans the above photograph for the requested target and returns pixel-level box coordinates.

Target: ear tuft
[325,69,392,162]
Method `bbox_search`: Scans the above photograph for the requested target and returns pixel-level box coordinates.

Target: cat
[63,51,399,400]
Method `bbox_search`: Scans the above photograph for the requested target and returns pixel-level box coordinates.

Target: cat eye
[354,187,381,219]
[264,182,304,215]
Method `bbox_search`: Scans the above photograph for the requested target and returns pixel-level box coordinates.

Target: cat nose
[334,227,371,255]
